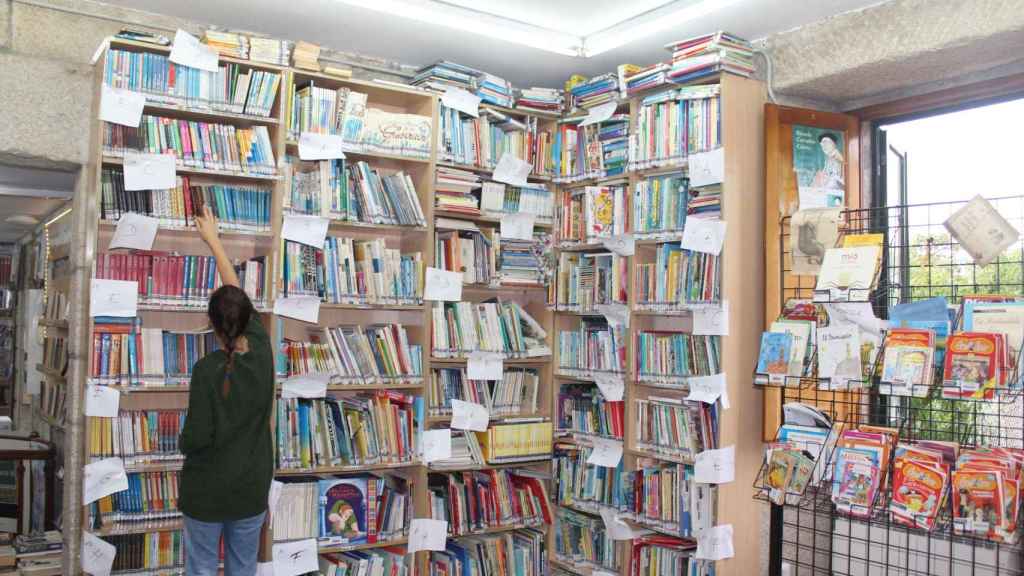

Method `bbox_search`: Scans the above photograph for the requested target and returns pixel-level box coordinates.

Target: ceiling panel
[441,0,679,35]
[0,164,74,243]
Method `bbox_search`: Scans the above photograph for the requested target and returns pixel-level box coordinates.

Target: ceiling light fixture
[6,215,39,226]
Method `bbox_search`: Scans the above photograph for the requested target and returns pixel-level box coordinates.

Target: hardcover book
[318,477,369,544]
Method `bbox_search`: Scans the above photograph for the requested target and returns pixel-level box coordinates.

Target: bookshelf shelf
[315,536,410,554]
[317,302,424,312]
[274,382,424,392]
[38,318,68,329]
[101,156,281,182]
[142,102,281,126]
[108,37,287,72]
[425,413,549,424]
[122,461,184,473]
[284,140,431,164]
[433,209,554,229]
[324,220,429,235]
[428,356,552,366]
[97,220,275,239]
[273,461,421,476]
[448,522,542,538]
[36,364,65,381]
[428,458,550,472]
[625,447,695,465]
[89,520,183,537]
[435,161,552,182]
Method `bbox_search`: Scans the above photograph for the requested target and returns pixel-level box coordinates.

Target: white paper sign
[688,147,724,187]
[256,563,274,576]
[100,84,145,128]
[492,153,531,187]
[298,132,346,161]
[696,524,735,560]
[681,218,727,256]
[424,267,463,301]
[408,518,449,553]
[123,152,176,191]
[594,373,624,401]
[280,373,331,398]
[480,182,506,212]
[595,302,629,329]
[282,214,329,249]
[600,233,634,256]
[441,87,481,117]
[109,212,159,251]
[169,29,219,72]
[83,457,129,505]
[686,373,728,407]
[422,428,452,463]
[82,531,116,576]
[579,101,618,127]
[273,296,321,324]
[694,445,735,484]
[90,279,138,317]
[693,301,729,336]
[84,385,120,418]
[599,507,651,540]
[586,437,623,468]
[451,399,489,432]
[268,480,283,528]
[272,538,318,576]
[467,351,503,380]
[944,195,1021,266]
[500,213,535,241]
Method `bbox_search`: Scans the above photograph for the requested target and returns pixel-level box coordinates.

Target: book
[430,527,547,576]
[102,531,183,572]
[816,324,863,390]
[944,195,1020,266]
[427,469,551,535]
[790,208,842,275]
[553,508,619,571]
[96,252,267,307]
[476,421,554,463]
[431,300,549,359]
[88,470,180,532]
[814,246,881,301]
[632,173,690,237]
[552,251,628,312]
[438,105,553,175]
[880,328,936,396]
[87,410,186,464]
[558,183,628,246]
[770,319,814,377]
[318,477,369,543]
[281,236,423,304]
[756,332,792,383]
[942,332,1003,399]
[635,397,714,459]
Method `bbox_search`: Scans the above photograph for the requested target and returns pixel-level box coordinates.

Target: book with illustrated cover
[341,91,368,144]
[890,451,947,530]
[770,320,813,377]
[585,185,623,239]
[319,477,369,544]
[831,447,880,517]
[814,246,880,301]
[790,208,841,276]
[757,332,792,383]
[952,469,1004,539]
[880,328,935,397]
[816,324,862,390]
[943,332,1003,399]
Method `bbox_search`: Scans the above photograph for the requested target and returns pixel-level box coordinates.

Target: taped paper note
[586,437,623,468]
[422,428,452,463]
[681,218,727,256]
[408,518,449,553]
[500,213,535,241]
[441,87,481,117]
[424,267,462,301]
[298,132,346,161]
[686,373,727,407]
[451,399,489,432]
[600,233,634,256]
[256,563,274,576]
[467,351,503,380]
[944,195,1020,266]
[696,524,735,560]
[688,148,724,187]
[123,152,176,191]
[90,279,138,317]
[84,385,120,418]
[694,445,735,484]
[82,531,116,576]
[579,101,617,127]
[492,153,531,187]
[109,212,159,251]
[282,214,329,249]
[480,182,506,212]
[169,29,219,72]
[274,296,321,324]
[83,457,129,505]
[693,301,729,336]
[268,480,283,528]
[594,373,624,401]
[599,507,651,540]
[595,302,629,329]
[280,373,331,398]
[100,84,145,128]
[272,539,318,576]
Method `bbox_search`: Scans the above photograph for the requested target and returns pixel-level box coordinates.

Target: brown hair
[207,285,254,397]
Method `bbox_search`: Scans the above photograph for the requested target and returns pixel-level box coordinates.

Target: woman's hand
[195,206,221,247]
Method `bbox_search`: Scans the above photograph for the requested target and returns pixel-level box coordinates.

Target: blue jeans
[184,511,266,576]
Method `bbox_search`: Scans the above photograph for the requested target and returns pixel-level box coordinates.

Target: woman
[179,206,274,575]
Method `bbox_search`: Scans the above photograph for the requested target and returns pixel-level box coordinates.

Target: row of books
[434,167,481,216]
[557,319,626,375]
[41,334,66,374]
[91,320,218,385]
[567,73,618,111]
[427,368,540,417]
[87,410,186,463]
[497,236,547,286]
[635,245,721,308]
[88,470,180,532]
[287,83,367,141]
[100,531,182,573]
[516,87,562,115]
[280,324,423,384]
[666,32,755,84]
[476,421,554,464]
[202,30,292,66]
[635,332,721,383]
[559,184,628,246]
[427,469,551,535]
[557,384,625,439]
[281,237,423,304]
[553,507,619,571]
[428,528,546,576]
[632,173,690,237]
[430,301,550,359]
[549,251,627,313]
[103,115,277,176]
[629,85,721,171]
[319,548,410,576]
[438,105,553,175]
[95,252,267,307]
[275,392,422,470]
[103,49,280,117]
[100,169,272,232]
[285,158,427,227]
[39,378,67,429]
[434,220,496,286]
[635,397,716,460]
[271,474,412,545]
[631,537,709,576]
[435,170,555,224]
[551,115,629,182]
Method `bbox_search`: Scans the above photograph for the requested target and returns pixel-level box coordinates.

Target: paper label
[595,302,629,329]
[268,480,283,528]
[586,437,623,468]
[694,445,735,484]
[696,524,735,560]
[169,29,219,72]
[298,132,346,160]
[123,152,176,191]
[82,531,116,576]
[84,385,120,418]
[685,373,727,407]
[480,182,506,212]
[492,153,531,187]
[408,518,449,553]
[256,563,274,576]
[272,539,318,576]
[441,87,481,117]
[688,148,724,187]
[600,233,634,256]
[579,101,618,127]
[424,267,463,301]
[599,507,650,540]
[100,84,145,128]
[90,279,138,317]
[594,372,624,401]
[422,428,452,463]
[280,373,331,398]
[450,399,489,432]
[83,457,129,505]
[282,214,329,249]
[467,351,503,380]
[500,213,535,241]
[273,296,321,324]
[681,218,727,256]
[109,212,159,251]
[693,301,729,335]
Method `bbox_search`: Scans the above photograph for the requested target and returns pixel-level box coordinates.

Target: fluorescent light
[335,0,582,57]
[583,0,741,57]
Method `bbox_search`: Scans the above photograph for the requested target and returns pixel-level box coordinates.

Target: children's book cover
[832,448,879,517]
[891,458,946,530]
[319,477,369,543]
[757,332,793,379]
[953,470,1004,538]
[943,332,1000,400]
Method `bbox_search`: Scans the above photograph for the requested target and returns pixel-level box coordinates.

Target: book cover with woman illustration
[793,125,845,208]
[318,477,368,544]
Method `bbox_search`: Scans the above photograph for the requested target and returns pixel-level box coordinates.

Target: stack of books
[430,301,550,359]
[635,332,721,383]
[630,85,721,171]
[665,31,755,84]
[102,532,183,573]
[830,426,898,518]
[557,318,625,375]
[248,36,291,66]
[88,409,186,464]
[292,40,321,71]
[630,536,699,575]
[553,508,619,571]
[281,237,423,304]
[568,73,618,110]
[477,72,514,108]
[202,30,249,59]
[88,470,181,532]
[952,446,1021,542]
[550,251,628,313]
[435,220,495,285]
[635,397,714,460]
[556,383,624,439]
[13,532,62,576]
[623,62,671,96]
[96,253,267,307]
[434,167,481,215]
[427,367,540,417]
[429,430,486,470]
[280,324,423,385]
[632,173,689,237]
[427,469,551,535]
[412,60,481,93]
[515,87,562,114]
[497,233,547,286]
[440,106,549,171]
[477,421,553,463]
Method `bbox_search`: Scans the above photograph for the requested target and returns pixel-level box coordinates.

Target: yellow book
[842,233,884,248]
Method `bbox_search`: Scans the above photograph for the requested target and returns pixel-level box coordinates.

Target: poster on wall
[793,125,845,209]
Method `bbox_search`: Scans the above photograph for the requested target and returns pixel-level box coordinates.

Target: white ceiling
[0,165,74,243]
[104,0,886,87]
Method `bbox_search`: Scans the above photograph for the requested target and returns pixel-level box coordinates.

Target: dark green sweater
[179,315,274,521]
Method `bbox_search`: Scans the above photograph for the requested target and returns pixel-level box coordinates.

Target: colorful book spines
[88,410,186,461]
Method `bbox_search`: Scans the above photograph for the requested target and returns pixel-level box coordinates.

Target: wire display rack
[763,197,1024,576]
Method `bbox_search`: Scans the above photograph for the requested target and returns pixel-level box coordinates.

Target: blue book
[318,477,368,543]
